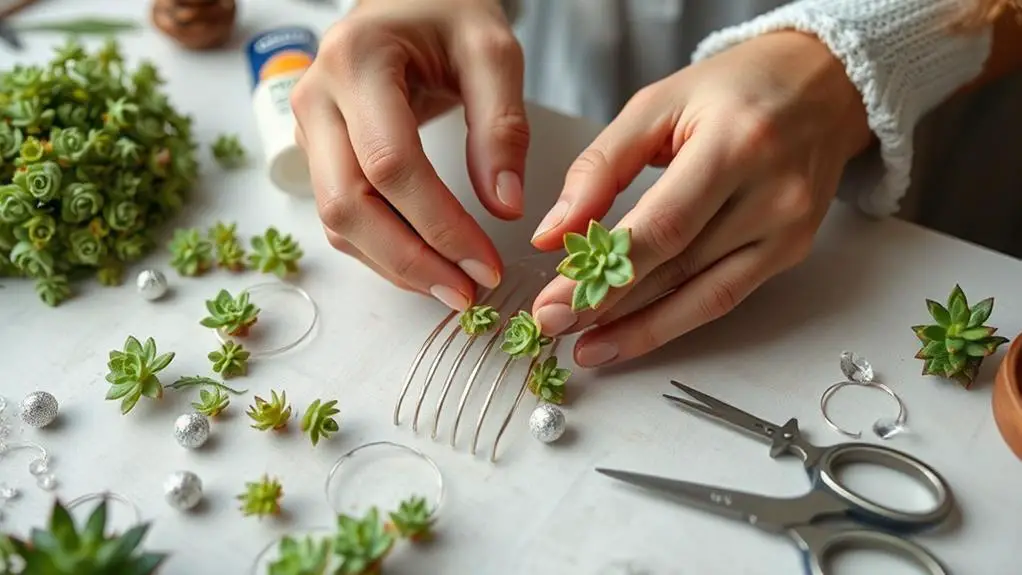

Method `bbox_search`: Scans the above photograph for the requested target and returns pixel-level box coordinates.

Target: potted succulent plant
[994,332,1022,460]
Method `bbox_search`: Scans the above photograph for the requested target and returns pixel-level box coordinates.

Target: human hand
[291,0,529,310]
[529,31,873,367]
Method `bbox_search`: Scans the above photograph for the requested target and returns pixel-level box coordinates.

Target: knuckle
[289,79,315,116]
[320,20,366,66]
[638,322,665,355]
[623,84,660,114]
[393,242,429,279]
[465,26,522,64]
[489,108,530,153]
[773,178,815,222]
[699,278,742,320]
[732,111,780,162]
[325,231,353,254]
[641,210,686,258]
[786,230,816,265]
[568,147,612,180]
[420,211,464,252]
[361,143,410,191]
[319,193,362,233]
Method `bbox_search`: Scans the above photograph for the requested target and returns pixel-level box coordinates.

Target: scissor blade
[667,380,781,441]
[0,21,22,50]
[597,468,786,530]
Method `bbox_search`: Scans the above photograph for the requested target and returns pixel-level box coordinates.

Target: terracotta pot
[993,332,1022,460]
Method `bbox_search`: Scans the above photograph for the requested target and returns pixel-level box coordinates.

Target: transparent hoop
[820,380,907,440]
[250,527,336,575]
[213,281,318,358]
[66,491,142,527]
[324,441,444,519]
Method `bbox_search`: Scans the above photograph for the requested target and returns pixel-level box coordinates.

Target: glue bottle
[245,26,318,197]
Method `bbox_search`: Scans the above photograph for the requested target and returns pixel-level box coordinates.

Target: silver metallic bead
[173,413,210,449]
[529,403,566,443]
[136,269,168,301]
[19,391,58,428]
[163,470,203,510]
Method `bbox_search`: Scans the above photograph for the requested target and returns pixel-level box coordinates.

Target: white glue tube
[245,27,318,197]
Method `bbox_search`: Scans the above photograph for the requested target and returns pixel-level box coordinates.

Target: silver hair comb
[393,255,561,462]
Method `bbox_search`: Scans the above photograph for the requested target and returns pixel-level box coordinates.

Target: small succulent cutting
[249,227,303,278]
[459,304,501,336]
[209,341,250,377]
[527,356,571,404]
[556,219,634,311]
[300,399,340,446]
[333,508,395,575]
[200,288,261,336]
[247,390,293,431]
[912,284,1009,389]
[267,534,331,575]
[209,220,247,271]
[385,496,435,542]
[192,387,230,417]
[168,227,214,277]
[501,311,552,359]
[212,134,246,169]
[105,335,175,414]
[4,497,167,574]
[238,475,284,519]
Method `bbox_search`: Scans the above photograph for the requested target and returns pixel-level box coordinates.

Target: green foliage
[191,387,229,417]
[332,508,394,575]
[211,134,246,169]
[168,227,213,276]
[0,38,198,305]
[912,284,1009,389]
[300,399,340,446]
[200,288,260,336]
[249,227,302,278]
[527,356,571,404]
[208,220,246,271]
[104,335,175,414]
[267,535,330,575]
[209,341,250,377]
[501,311,552,359]
[459,304,500,336]
[556,219,634,311]
[247,390,292,431]
[3,497,166,574]
[385,496,435,542]
[238,475,284,519]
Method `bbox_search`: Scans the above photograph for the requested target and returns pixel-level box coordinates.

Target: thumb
[454,26,530,220]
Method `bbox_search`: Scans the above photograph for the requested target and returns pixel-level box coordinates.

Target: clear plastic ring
[66,491,142,527]
[324,440,444,519]
[213,281,318,358]
[820,380,907,440]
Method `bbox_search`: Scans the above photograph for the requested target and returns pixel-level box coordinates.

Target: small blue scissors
[596,380,955,575]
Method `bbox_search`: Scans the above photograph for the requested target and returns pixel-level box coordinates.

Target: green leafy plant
[527,356,571,404]
[10,17,141,35]
[200,288,260,336]
[333,508,394,575]
[556,219,634,311]
[267,534,331,575]
[3,497,167,574]
[191,387,230,417]
[209,221,246,271]
[459,304,500,335]
[385,496,435,542]
[249,227,303,278]
[209,341,250,377]
[247,390,292,431]
[168,227,213,276]
[211,134,246,168]
[238,475,284,519]
[300,399,340,446]
[0,38,198,306]
[501,311,552,359]
[105,335,175,414]
[912,284,1009,389]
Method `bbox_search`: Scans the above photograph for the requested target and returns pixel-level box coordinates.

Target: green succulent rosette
[60,182,104,223]
[50,126,89,163]
[501,311,552,359]
[0,184,34,224]
[0,123,23,160]
[9,240,54,278]
[557,219,634,311]
[68,227,106,266]
[22,213,56,248]
[13,161,63,202]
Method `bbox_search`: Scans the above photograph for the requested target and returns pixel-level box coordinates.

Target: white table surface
[3,1,1022,573]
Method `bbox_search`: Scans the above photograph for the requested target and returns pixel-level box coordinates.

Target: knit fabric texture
[692,0,993,218]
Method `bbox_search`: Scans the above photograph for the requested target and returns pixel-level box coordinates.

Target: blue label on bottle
[245,26,318,91]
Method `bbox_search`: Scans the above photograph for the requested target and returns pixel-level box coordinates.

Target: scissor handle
[793,524,948,575]
[812,442,954,532]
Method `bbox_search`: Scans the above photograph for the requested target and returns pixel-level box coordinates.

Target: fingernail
[535,304,577,336]
[496,171,522,212]
[459,259,501,289]
[532,200,568,240]
[576,342,618,367]
[430,285,470,311]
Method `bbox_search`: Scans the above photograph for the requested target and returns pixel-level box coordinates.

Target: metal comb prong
[469,353,519,455]
[490,341,560,462]
[394,309,456,425]
[410,325,462,433]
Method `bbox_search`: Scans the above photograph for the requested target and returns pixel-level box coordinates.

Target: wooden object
[151,0,236,50]
[993,332,1022,460]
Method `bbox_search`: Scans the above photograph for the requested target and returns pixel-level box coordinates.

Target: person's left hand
[529,31,873,368]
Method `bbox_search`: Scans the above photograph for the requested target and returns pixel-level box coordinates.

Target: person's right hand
[291,0,529,311]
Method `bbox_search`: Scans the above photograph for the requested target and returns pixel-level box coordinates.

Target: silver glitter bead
[19,391,58,428]
[163,470,203,510]
[529,403,566,443]
[136,269,168,301]
[173,413,210,449]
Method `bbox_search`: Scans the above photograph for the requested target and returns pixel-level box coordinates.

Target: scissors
[596,380,955,575]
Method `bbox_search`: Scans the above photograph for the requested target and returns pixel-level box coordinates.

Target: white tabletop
[2,1,1021,573]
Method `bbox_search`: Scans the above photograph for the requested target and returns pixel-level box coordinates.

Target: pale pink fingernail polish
[532,200,568,240]
[459,259,501,289]
[430,285,470,311]
[535,304,577,336]
[496,171,523,212]
[576,342,618,367]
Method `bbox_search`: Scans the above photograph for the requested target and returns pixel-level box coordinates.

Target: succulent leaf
[501,311,552,359]
[458,304,500,336]
[249,227,302,278]
[385,496,435,542]
[555,219,634,311]
[267,534,331,575]
[237,475,283,519]
[199,289,260,336]
[300,399,340,446]
[527,356,571,404]
[333,508,394,575]
[247,390,292,431]
[192,387,230,417]
[208,341,250,377]
[104,335,174,414]
[168,227,213,277]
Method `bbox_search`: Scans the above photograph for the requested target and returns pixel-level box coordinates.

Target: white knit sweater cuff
[691,0,992,217]
[336,0,521,23]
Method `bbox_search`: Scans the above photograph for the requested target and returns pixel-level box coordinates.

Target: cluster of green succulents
[168,222,303,278]
[238,474,285,519]
[201,288,261,336]
[527,356,571,404]
[104,335,176,414]
[0,38,200,306]
[264,497,435,575]
[556,219,634,311]
[912,284,1009,389]
[246,391,341,446]
[2,497,167,574]
[211,133,246,169]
